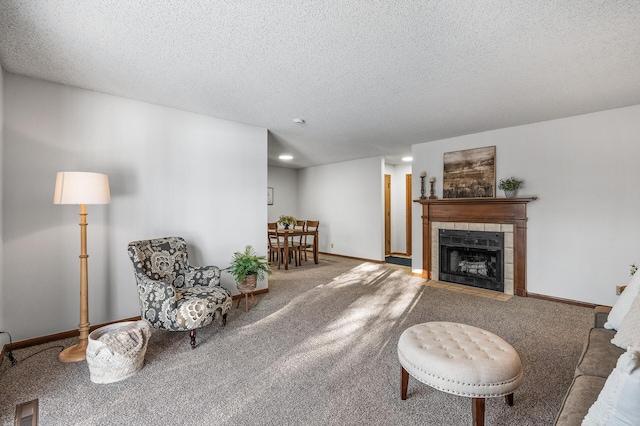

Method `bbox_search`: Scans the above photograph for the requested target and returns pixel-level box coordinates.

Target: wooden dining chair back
[302,220,319,261]
[267,225,283,269]
[289,220,306,266]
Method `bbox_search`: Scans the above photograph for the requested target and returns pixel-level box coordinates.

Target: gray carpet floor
[0,254,592,425]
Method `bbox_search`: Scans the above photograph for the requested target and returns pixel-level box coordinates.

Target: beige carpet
[0,254,592,425]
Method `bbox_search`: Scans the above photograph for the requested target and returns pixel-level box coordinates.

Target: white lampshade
[53,172,111,205]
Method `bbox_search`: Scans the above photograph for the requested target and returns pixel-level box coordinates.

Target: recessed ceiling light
[279,154,293,160]
[293,118,305,125]
[402,157,413,162]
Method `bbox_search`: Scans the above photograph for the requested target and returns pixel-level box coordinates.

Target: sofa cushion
[605,272,640,330]
[611,292,640,349]
[575,328,624,378]
[582,347,640,426]
[554,375,606,426]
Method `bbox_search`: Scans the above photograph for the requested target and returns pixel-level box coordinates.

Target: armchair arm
[136,272,174,290]
[135,273,180,329]
[186,265,221,287]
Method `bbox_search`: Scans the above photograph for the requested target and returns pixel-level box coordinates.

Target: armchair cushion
[175,286,232,330]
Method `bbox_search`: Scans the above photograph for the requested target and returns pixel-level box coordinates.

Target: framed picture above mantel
[443,146,496,198]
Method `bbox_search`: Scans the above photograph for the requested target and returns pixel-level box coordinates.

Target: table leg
[472,398,485,426]
[401,366,409,400]
[283,233,289,270]
[250,291,256,307]
[245,293,249,312]
[313,231,318,264]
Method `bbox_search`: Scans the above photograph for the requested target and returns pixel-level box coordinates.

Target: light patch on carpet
[426,280,512,301]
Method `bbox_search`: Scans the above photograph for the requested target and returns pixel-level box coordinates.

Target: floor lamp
[53,171,111,363]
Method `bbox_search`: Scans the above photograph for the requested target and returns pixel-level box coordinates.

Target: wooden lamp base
[58,339,88,363]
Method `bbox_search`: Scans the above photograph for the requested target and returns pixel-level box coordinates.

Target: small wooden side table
[236,280,257,312]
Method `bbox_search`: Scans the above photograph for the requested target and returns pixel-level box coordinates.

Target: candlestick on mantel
[429,177,437,199]
[419,172,426,199]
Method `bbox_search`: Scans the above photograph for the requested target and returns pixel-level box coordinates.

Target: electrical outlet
[331,243,334,248]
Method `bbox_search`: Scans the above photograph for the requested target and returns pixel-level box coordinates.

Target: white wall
[267,166,298,223]
[412,105,640,306]
[298,157,385,261]
[2,73,268,341]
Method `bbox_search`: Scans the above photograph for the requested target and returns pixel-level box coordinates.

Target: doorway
[385,174,391,256]
[384,170,412,267]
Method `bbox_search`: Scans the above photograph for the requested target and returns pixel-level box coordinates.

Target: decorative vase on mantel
[504,189,517,198]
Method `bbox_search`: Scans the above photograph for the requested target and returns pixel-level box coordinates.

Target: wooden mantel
[415,197,537,297]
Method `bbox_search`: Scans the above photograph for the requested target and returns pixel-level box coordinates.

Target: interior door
[385,174,391,256]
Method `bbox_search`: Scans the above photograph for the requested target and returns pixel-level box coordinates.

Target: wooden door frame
[384,174,391,256]
[405,174,412,256]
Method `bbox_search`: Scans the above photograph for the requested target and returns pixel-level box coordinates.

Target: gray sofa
[554,306,625,425]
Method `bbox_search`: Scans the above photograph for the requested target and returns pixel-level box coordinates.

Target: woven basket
[237,274,257,294]
[86,320,151,384]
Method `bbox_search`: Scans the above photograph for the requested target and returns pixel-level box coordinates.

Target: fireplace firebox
[439,229,504,292]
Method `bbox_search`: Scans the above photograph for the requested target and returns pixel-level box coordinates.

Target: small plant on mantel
[498,177,523,191]
[498,177,523,198]
[278,215,297,229]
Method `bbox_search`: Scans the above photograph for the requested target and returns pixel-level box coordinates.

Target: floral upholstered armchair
[127,237,232,348]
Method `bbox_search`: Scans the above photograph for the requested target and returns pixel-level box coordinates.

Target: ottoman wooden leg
[505,393,514,406]
[401,366,409,400]
[472,397,485,426]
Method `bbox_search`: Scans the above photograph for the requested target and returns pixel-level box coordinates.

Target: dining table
[274,228,319,270]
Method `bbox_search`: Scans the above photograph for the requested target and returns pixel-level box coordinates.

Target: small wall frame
[267,187,274,205]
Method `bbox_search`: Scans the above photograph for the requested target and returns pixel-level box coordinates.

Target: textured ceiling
[1,1,639,169]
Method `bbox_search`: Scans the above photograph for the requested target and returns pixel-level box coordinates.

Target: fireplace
[416,197,536,296]
[439,229,504,292]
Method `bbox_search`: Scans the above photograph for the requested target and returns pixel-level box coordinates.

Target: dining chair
[302,220,319,261]
[290,220,306,266]
[267,222,283,268]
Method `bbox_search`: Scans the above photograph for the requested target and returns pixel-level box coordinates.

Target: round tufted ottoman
[398,322,523,426]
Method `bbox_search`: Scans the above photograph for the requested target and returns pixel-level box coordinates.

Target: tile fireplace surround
[433,222,514,294]
[416,197,536,297]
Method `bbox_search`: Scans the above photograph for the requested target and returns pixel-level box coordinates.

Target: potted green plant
[498,177,523,198]
[224,245,271,293]
[278,215,297,229]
